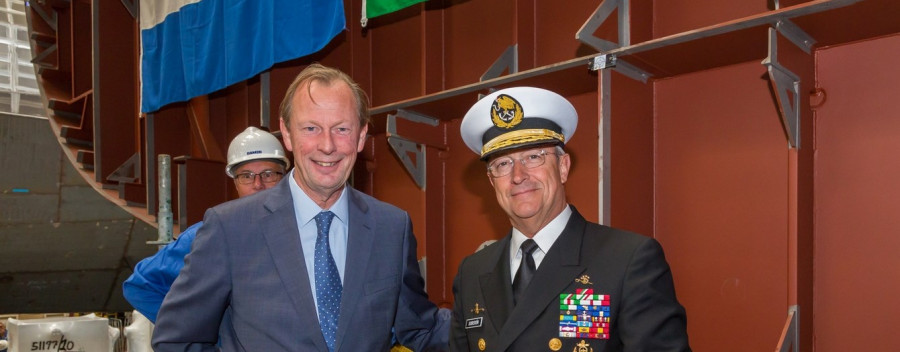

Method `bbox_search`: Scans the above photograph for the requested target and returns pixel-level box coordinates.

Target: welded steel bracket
[589,54,650,83]
[775,305,799,352]
[107,152,141,184]
[762,27,802,148]
[579,0,650,83]
[30,1,58,32]
[775,20,816,54]
[481,45,518,81]
[30,42,57,70]
[614,59,651,83]
[120,0,138,19]
[576,0,630,52]
[386,109,439,190]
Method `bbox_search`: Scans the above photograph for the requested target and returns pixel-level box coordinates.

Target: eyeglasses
[234,170,284,185]
[487,149,558,178]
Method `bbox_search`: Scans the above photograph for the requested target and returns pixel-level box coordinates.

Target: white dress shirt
[509,205,573,279]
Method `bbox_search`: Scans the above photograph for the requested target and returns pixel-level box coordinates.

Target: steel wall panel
[814,33,900,352]
[93,0,137,184]
[609,70,654,236]
[535,1,601,64]
[0,115,62,194]
[655,61,790,352]
[654,0,770,38]
[367,7,426,106]
[2,220,140,272]
[2,270,130,313]
[72,0,91,97]
[59,185,136,222]
[444,0,516,89]
[560,91,600,224]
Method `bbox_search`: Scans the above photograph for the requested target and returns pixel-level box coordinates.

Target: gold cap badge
[490,94,524,129]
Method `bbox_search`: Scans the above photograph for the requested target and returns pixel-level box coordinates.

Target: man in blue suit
[152,63,449,351]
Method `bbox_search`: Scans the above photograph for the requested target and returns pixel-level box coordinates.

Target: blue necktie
[314,211,341,352]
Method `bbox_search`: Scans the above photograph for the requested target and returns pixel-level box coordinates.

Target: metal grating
[0,0,43,117]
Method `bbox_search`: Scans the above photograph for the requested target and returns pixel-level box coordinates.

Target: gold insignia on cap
[549,338,562,351]
[574,275,594,285]
[471,302,486,315]
[478,338,486,351]
[574,340,593,352]
[490,94,524,129]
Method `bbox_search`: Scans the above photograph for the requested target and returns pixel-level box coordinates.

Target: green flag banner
[362,0,427,27]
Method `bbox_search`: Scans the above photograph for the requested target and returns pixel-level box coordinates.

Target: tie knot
[520,239,538,256]
[315,211,335,232]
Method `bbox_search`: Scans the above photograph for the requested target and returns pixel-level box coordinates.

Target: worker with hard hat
[123,126,290,323]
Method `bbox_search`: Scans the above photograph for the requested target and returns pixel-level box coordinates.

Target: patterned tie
[314,211,341,352]
[512,239,538,305]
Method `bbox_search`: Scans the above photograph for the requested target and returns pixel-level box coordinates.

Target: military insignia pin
[573,340,593,352]
[471,302,486,315]
[574,274,593,285]
[490,94,524,129]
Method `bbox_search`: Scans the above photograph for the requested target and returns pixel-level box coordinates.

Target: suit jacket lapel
[260,179,329,351]
[496,209,589,351]
[334,187,373,352]
[478,235,514,333]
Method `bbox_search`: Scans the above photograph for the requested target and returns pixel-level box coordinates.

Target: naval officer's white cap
[460,86,577,160]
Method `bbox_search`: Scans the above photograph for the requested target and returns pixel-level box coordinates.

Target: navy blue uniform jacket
[451,208,690,351]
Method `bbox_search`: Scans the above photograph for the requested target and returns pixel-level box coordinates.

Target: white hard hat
[460,87,577,160]
[225,126,290,177]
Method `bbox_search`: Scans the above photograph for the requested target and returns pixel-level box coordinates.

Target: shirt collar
[510,205,573,255]
[287,169,350,226]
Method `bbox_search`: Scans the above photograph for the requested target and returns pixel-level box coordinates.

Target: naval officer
[450,86,691,351]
